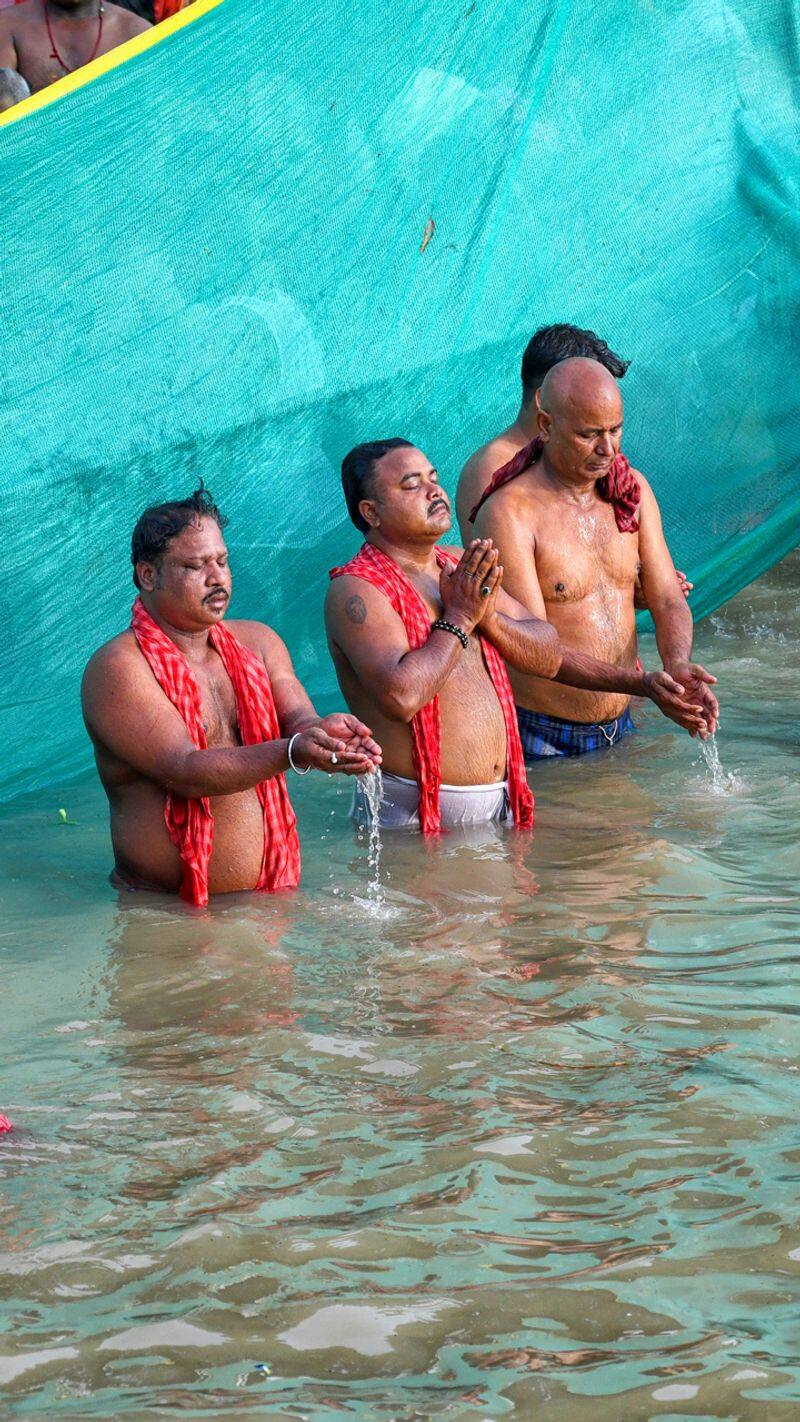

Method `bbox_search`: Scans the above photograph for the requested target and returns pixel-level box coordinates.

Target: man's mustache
[203,587,229,602]
[428,498,449,515]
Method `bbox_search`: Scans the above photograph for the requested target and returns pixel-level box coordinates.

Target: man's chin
[202,600,229,621]
[427,508,451,532]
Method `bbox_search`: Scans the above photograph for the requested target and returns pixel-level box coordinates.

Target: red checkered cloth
[154,0,185,20]
[130,598,300,906]
[330,543,534,834]
[469,437,640,533]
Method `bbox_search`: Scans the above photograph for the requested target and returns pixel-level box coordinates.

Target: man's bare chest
[533,506,639,604]
[194,667,241,746]
[16,21,119,89]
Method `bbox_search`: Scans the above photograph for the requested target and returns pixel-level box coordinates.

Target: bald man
[473,357,718,758]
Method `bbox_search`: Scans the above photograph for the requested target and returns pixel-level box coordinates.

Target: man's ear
[534,387,543,412]
[537,407,552,442]
[358,498,380,530]
[137,560,158,592]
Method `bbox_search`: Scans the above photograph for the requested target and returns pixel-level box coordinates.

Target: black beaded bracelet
[431,618,469,650]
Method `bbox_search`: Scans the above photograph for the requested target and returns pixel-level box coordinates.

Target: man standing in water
[82,488,380,903]
[472,358,718,758]
[326,440,709,831]
[0,0,149,94]
[457,324,630,538]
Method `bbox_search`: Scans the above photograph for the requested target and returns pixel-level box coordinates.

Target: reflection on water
[1,553,800,1418]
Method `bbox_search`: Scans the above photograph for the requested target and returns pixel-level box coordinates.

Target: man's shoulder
[106,1,151,31]
[225,618,280,653]
[86,628,138,669]
[459,432,522,485]
[82,630,143,702]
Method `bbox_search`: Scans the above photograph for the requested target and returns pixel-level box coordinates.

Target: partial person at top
[113,0,195,23]
[0,0,149,95]
[326,439,709,834]
[0,62,28,107]
[471,358,719,760]
[82,487,381,905]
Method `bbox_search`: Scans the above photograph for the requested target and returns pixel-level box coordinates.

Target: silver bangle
[286,732,310,775]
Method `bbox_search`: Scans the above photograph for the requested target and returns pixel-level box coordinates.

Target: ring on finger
[331,752,339,764]
[480,584,492,597]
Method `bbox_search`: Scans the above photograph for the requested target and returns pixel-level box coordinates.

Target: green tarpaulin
[1,0,798,798]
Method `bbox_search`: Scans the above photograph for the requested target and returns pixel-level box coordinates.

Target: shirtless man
[82,488,380,900]
[0,0,149,94]
[457,324,629,537]
[472,358,718,758]
[325,440,708,831]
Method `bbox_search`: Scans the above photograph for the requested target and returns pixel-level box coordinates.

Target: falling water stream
[2,552,800,1419]
[359,768,385,907]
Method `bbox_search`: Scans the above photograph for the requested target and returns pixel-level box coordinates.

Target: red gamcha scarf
[131,598,300,906]
[469,437,640,532]
[329,543,534,835]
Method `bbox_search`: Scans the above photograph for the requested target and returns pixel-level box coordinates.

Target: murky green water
[2,554,799,1420]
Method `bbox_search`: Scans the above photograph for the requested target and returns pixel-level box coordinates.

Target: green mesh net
[1,0,798,798]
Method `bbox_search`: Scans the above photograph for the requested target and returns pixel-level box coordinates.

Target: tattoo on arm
[345,594,367,625]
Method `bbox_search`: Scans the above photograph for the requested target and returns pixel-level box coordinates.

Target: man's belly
[109,781,267,896]
[513,599,638,724]
[349,681,507,785]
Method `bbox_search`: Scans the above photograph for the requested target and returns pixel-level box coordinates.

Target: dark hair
[341,439,414,533]
[131,484,227,588]
[520,324,630,402]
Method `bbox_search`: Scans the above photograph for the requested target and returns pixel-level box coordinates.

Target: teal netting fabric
[1,0,798,798]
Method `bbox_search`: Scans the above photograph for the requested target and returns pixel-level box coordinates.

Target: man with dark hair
[0,0,149,95]
[472,358,718,759]
[326,441,708,832]
[82,488,380,903]
[457,324,629,537]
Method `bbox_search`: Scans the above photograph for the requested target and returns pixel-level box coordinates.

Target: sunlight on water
[2,551,800,1419]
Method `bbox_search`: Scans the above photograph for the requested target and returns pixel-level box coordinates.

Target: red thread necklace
[44,0,106,75]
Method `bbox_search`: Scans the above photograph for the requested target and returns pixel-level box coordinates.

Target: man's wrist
[437,612,475,636]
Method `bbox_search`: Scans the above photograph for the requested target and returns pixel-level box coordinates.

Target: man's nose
[595,432,614,457]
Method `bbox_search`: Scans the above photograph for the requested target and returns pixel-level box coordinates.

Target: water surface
[2,554,799,1419]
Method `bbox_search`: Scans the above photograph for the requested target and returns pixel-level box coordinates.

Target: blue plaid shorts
[516,705,636,760]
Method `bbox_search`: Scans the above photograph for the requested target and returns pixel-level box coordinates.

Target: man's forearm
[167,741,291,798]
[554,646,648,696]
[651,597,693,671]
[383,630,465,721]
[483,613,561,679]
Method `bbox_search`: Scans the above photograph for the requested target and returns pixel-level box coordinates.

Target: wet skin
[82,518,379,895]
[472,359,717,726]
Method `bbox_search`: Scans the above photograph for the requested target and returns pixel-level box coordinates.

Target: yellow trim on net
[0,0,223,126]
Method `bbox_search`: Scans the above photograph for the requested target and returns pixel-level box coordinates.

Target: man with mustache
[471,357,718,758]
[82,487,380,903]
[0,0,149,95]
[326,440,707,832]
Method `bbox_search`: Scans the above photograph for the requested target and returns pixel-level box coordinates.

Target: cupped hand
[439,540,501,633]
[295,716,382,776]
[313,713,382,773]
[644,669,708,737]
[665,662,719,736]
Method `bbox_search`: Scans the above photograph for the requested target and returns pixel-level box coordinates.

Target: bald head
[540,356,622,417]
[538,357,624,484]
